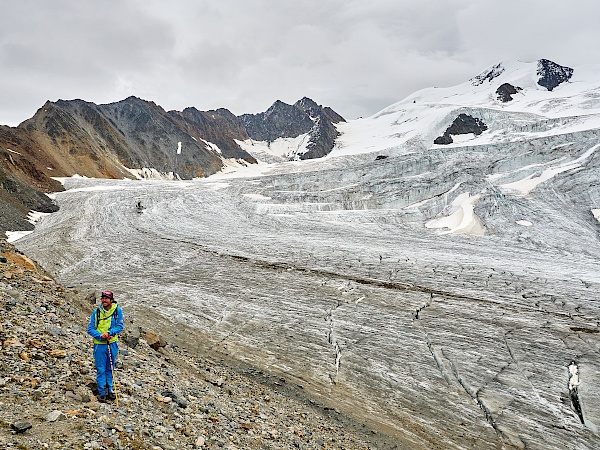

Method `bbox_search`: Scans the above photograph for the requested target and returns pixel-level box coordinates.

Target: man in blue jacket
[87,291,124,402]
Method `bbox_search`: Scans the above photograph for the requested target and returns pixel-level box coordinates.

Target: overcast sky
[1,0,599,126]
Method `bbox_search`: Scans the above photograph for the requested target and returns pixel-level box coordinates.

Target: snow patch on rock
[125,167,180,180]
[236,134,311,162]
[199,138,221,154]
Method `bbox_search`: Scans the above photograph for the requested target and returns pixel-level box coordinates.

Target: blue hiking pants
[93,342,118,396]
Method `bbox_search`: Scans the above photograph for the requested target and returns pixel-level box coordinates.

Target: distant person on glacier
[87,290,124,402]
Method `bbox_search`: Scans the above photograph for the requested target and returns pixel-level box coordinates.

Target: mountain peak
[470,63,506,86]
[470,59,574,92]
[269,99,288,109]
[537,58,573,91]
[295,97,320,111]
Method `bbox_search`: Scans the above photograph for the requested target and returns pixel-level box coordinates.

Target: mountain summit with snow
[329,58,599,158]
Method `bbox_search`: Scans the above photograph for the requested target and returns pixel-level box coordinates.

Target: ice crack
[325,301,343,384]
[414,294,433,320]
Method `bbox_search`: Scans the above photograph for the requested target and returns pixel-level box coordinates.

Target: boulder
[0,253,36,272]
[11,420,32,433]
[47,410,67,422]
[122,326,141,348]
[143,331,167,350]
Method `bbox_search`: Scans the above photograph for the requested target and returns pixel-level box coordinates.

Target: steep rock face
[496,83,522,102]
[0,124,66,185]
[96,97,224,178]
[239,97,345,160]
[294,97,345,160]
[19,100,135,179]
[322,106,346,124]
[0,125,62,232]
[537,59,573,91]
[240,100,315,142]
[168,107,256,163]
[434,113,488,144]
[0,149,60,232]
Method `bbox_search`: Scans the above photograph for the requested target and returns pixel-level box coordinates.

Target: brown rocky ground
[0,238,398,450]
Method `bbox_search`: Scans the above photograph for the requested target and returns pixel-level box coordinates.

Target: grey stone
[11,420,32,433]
[47,410,66,422]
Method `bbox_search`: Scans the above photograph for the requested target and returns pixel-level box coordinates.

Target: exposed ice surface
[18,142,600,448]
[14,60,600,449]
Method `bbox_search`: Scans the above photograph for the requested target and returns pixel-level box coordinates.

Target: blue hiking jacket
[87,301,124,344]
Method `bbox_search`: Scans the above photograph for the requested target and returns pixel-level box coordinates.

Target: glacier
[14,59,600,449]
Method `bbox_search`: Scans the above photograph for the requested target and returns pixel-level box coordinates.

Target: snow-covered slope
[331,59,600,158]
[214,59,600,240]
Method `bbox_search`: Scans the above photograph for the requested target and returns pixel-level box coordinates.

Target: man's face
[101,295,112,310]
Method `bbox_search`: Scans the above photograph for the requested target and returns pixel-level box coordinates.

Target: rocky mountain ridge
[240,97,344,160]
[0,97,344,232]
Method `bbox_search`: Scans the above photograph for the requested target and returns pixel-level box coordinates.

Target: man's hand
[100,332,111,341]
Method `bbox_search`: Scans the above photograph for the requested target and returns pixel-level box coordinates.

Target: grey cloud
[1,0,599,126]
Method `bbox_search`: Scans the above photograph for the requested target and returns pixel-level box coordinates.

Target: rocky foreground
[0,239,393,450]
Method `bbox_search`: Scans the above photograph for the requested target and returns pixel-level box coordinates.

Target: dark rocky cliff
[0,125,62,232]
[240,100,316,143]
[434,113,488,145]
[537,59,573,91]
[496,83,522,102]
[240,97,345,160]
[168,107,256,163]
[96,97,224,178]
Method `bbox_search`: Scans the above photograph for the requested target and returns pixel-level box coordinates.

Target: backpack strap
[94,307,101,329]
[94,307,118,330]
